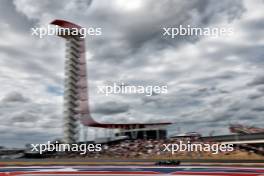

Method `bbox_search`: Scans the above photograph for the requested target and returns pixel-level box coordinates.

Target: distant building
[230,124,264,134]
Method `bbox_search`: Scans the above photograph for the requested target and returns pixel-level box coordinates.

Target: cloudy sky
[0,0,264,147]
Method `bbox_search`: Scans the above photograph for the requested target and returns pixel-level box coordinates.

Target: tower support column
[63,36,82,144]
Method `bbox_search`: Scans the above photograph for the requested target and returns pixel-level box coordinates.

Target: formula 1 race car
[155,160,181,166]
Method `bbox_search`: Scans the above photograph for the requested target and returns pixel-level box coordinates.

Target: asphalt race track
[0,165,263,176]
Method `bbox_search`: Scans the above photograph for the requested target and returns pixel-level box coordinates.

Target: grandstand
[1,125,263,160]
[4,125,258,160]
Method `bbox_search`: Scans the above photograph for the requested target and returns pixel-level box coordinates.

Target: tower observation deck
[51,19,171,143]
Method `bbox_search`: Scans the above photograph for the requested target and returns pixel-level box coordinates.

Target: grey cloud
[14,0,245,64]
[10,112,37,123]
[248,75,264,86]
[1,91,29,103]
[0,44,63,85]
[257,86,264,92]
[252,106,264,112]
[0,0,35,32]
[92,101,130,115]
[242,18,264,31]
[0,90,62,147]
[89,0,245,64]
[248,93,263,100]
